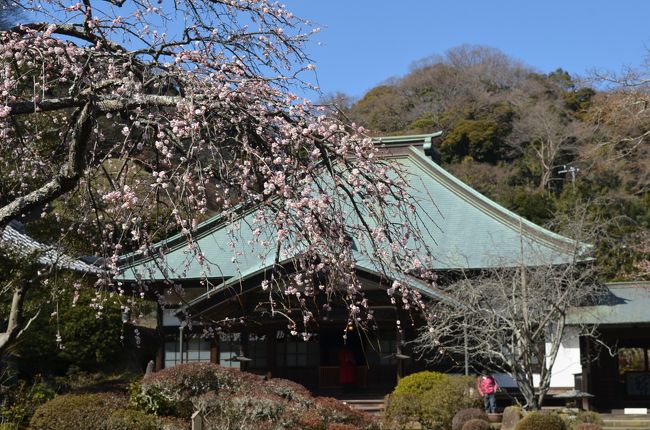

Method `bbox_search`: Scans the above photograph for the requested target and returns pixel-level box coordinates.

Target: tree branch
[0,102,93,228]
[7,94,183,116]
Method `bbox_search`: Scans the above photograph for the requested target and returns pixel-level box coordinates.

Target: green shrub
[462,419,490,430]
[104,409,158,430]
[0,376,55,427]
[383,393,422,428]
[129,381,177,416]
[516,412,566,430]
[30,392,127,430]
[392,371,448,396]
[15,288,128,373]
[452,408,489,430]
[384,373,481,430]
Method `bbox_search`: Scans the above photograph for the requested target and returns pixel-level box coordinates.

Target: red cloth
[477,375,499,395]
[338,348,356,385]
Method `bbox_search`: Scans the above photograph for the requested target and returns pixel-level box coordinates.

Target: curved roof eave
[116,200,257,270]
[400,146,592,261]
[176,253,455,319]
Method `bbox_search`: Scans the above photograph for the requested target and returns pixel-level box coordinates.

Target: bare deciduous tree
[416,212,602,410]
[510,99,578,191]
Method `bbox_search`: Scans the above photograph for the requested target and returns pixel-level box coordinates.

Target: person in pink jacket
[477,372,499,413]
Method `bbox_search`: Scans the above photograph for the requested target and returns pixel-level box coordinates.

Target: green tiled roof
[118,206,276,281]
[394,146,583,268]
[118,133,586,286]
[567,282,650,325]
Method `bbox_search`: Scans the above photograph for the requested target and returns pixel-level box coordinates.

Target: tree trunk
[0,282,29,356]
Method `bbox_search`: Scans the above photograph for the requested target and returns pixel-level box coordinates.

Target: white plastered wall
[486,326,581,389]
[546,325,582,388]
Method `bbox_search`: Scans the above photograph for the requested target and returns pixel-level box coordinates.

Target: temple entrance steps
[602,414,650,430]
[315,389,389,416]
[339,397,386,415]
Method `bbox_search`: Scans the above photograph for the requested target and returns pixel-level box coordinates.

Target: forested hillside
[331,45,650,280]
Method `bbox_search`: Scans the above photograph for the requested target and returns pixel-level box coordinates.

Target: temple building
[118,133,649,410]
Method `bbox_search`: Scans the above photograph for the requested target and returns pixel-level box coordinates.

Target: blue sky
[284,1,650,99]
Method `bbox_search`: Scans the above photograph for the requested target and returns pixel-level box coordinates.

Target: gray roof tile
[1,221,102,274]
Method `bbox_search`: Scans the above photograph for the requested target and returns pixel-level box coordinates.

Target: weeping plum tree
[0,0,435,354]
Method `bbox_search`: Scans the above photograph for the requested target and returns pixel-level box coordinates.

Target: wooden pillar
[396,323,403,384]
[179,324,185,364]
[155,343,164,371]
[239,328,250,372]
[580,335,592,410]
[155,304,164,370]
[210,338,219,364]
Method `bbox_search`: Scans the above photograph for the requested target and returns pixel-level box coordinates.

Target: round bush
[105,409,158,430]
[516,412,566,430]
[462,419,490,430]
[30,392,127,430]
[384,374,481,430]
[133,362,261,416]
[452,408,489,430]
[393,371,448,396]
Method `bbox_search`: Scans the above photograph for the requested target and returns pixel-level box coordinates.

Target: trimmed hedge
[30,392,166,430]
[384,371,481,430]
[392,371,448,396]
[105,409,158,430]
[130,362,378,430]
[516,412,566,430]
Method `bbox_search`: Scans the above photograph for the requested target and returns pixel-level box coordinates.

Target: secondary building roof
[567,282,650,326]
[1,220,102,273]
[118,133,585,288]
